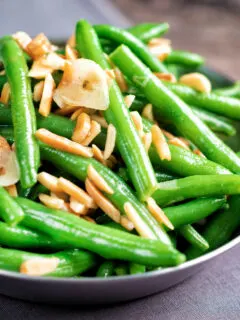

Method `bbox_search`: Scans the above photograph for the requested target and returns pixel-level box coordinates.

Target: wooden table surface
[113,0,240,80]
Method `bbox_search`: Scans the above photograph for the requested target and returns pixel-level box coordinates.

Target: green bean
[162,81,240,120]
[40,142,170,244]
[129,263,146,274]
[0,126,14,143]
[153,175,240,207]
[16,197,185,267]
[76,20,158,201]
[0,247,97,277]
[186,195,240,259]
[29,183,48,201]
[110,45,240,174]
[178,225,209,251]
[165,50,204,68]
[0,36,40,188]
[115,263,129,276]
[17,185,32,198]
[128,22,169,43]
[0,187,24,226]
[96,261,115,277]
[94,24,168,73]
[213,81,240,98]
[0,74,7,91]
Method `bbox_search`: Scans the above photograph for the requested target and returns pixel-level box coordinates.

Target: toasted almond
[148,38,171,46]
[142,132,152,152]
[91,114,108,128]
[50,191,69,202]
[58,177,95,208]
[33,81,44,102]
[39,73,56,117]
[83,216,96,224]
[81,121,101,146]
[35,129,93,158]
[28,58,54,79]
[179,73,212,93]
[87,165,113,194]
[72,113,91,144]
[161,129,175,140]
[178,137,190,146]
[37,172,62,193]
[151,125,171,161]
[193,149,206,158]
[65,44,78,61]
[92,144,107,165]
[4,184,18,197]
[70,108,84,120]
[85,178,120,223]
[0,70,5,76]
[27,33,52,60]
[0,83,10,104]
[168,137,190,150]
[142,103,154,121]
[123,202,156,239]
[20,257,59,276]
[0,136,11,152]
[105,69,115,88]
[42,52,66,71]
[39,193,65,210]
[148,38,171,61]
[67,34,75,47]
[130,111,144,137]
[103,124,116,160]
[120,216,134,231]
[69,197,88,215]
[55,105,81,115]
[13,31,32,52]
[124,94,135,108]
[0,151,20,187]
[154,72,176,83]
[146,197,174,230]
[113,67,128,92]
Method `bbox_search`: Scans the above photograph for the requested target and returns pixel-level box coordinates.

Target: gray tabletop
[0,1,239,318]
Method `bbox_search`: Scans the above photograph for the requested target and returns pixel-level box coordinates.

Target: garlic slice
[0,151,20,186]
[53,59,109,110]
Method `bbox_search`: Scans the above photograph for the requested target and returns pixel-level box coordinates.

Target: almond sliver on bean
[39,73,56,117]
[39,193,65,210]
[0,151,20,187]
[20,257,59,276]
[179,73,211,93]
[91,114,108,129]
[33,81,44,102]
[151,125,171,161]
[154,72,176,83]
[87,165,113,194]
[168,137,190,150]
[72,113,91,144]
[113,67,128,92]
[4,184,18,197]
[0,83,10,104]
[69,197,88,215]
[35,129,93,158]
[81,121,101,146]
[146,197,174,230]
[120,216,134,231]
[142,103,154,121]
[65,44,78,61]
[124,94,135,108]
[103,124,116,160]
[85,178,120,223]
[130,111,144,137]
[142,132,152,152]
[37,172,62,193]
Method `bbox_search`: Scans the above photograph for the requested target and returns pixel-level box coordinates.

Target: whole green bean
[96,261,115,277]
[128,22,169,43]
[76,19,158,201]
[115,263,129,276]
[0,186,24,226]
[165,50,204,68]
[29,183,49,201]
[163,81,240,120]
[0,247,97,277]
[213,81,240,98]
[129,262,146,274]
[110,45,240,174]
[178,224,209,251]
[153,175,240,207]
[94,24,168,73]
[40,142,170,244]
[186,195,240,259]
[0,126,14,143]
[0,36,40,188]
[16,197,185,267]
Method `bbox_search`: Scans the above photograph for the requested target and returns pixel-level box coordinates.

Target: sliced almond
[87,165,113,194]
[69,197,88,215]
[37,172,62,193]
[147,197,174,230]
[72,113,91,144]
[103,124,116,160]
[179,73,212,93]
[151,125,171,161]
[28,58,54,79]
[0,83,10,104]
[123,202,156,239]
[4,184,18,197]
[55,105,81,115]
[39,193,65,210]
[65,44,78,61]
[130,111,144,137]
[13,31,32,52]
[58,177,95,208]
[42,52,66,71]
[113,67,128,92]
[168,137,190,150]
[120,216,134,231]
[148,38,171,61]
[0,151,20,187]
[193,149,206,158]
[53,59,109,110]
[124,94,135,108]
[33,81,44,102]
[85,178,120,223]
[67,34,75,48]
[83,216,96,224]
[50,191,69,202]
[27,33,52,60]
[154,72,176,83]
[161,129,175,140]
[39,73,56,117]
[20,257,59,276]
[92,144,107,166]
[142,103,154,121]
[35,129,93,158]
[142,132,152,152]
[91,114,108,129]
[81,121,101,146]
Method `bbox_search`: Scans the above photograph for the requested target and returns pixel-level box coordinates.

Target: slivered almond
[87,165,113,194]
[65,44,78,61]
[83,216,96,224]
[33,81,44,102]
[154,72,176,83]
[120,216,134,231]
[103,124,116,160]
[142,103,154,121]
[39,193,66,210]
[193,149,206,158]
[130,111,144,137]
[69,197,88,215]
[178,137,190,146]
[50,191,69,202]
[124,94,135,108]
[55,105,81,115]
[92,144,107,165]
[28,58,53,79]
[85,178,120,223]
[4,184,18,197]
[113,67,128,92]
[161,129,175,140]
[72,113,91,144]
[148,38,171,61]
[39,73,56,117]
[123,202,156,239]
[37,172,62,193]
[151,125,171,161]
[142,132,152,152]
[20,257,59,276]
[81,121,101,146]
[91,114,108,128]
[70,108,84,120]
[27,33,52,60]
[179,73,211,93]
[35,129,93,158]
[58,177,95,208]
[67,34,75,47]
[168,137,190,150]
[42,52,66,71]
[13,31,32,52]
[146,197,174,230]
[0,83,10,104]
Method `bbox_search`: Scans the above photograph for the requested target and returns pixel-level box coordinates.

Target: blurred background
[1,0,240,78]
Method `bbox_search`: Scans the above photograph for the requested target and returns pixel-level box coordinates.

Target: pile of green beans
[0,19,239,279]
